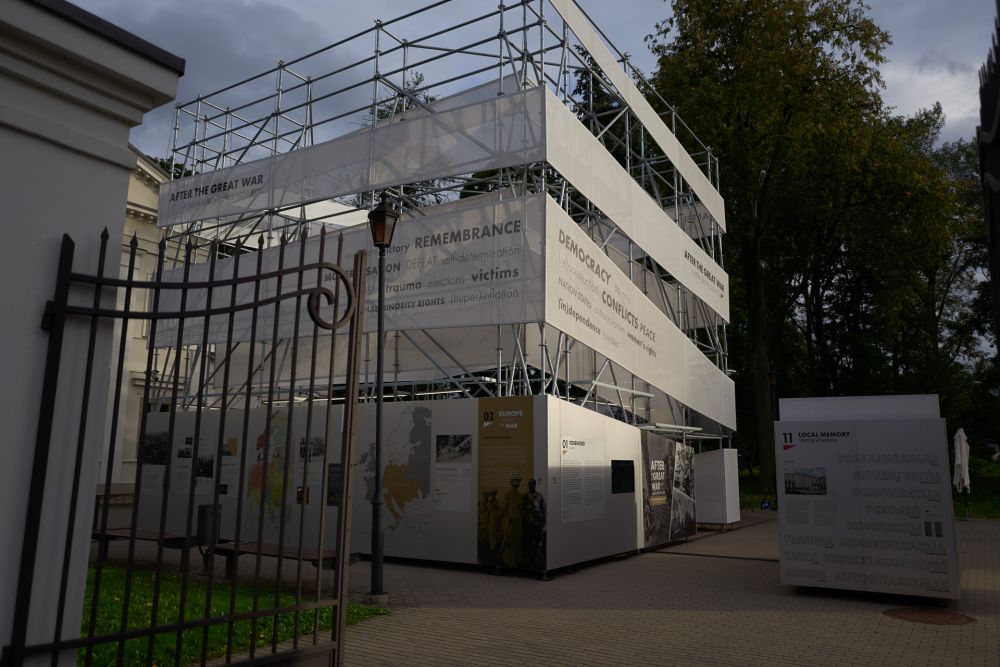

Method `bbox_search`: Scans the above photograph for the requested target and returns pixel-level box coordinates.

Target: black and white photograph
[326,463,342,507]
[784,467,827,495]
[196,454,215,478]
[435,434,472,464]
[298,436,325,460]
[673,445,695,498]
[669,444,696,541]
[138,432,170,465]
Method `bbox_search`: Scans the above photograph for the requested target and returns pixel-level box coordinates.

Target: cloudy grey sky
[75,0,996,156]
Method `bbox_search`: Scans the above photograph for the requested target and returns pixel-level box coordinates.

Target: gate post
[3,236,74,667]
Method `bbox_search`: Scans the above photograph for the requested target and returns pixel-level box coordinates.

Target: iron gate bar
[173,241,218,665]
[294,231,323,649]
[85,234,138,666]
[316,233,346,645]
[272,233,307,653]
[147,239,193,666]
[250,236,288,659]
[226,236,267,664]
[52,229,110,667]
[3,234,74,667]
[334,250,367,649]
[201,238,244,665]
[117,237,168,667]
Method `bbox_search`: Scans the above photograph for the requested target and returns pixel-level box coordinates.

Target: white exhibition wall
[544,396,642,570]
[135,396,695,572]
[136,405,345,549]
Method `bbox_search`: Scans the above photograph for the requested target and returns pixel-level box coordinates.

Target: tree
[647,0,892,492]
[356,72,455,209]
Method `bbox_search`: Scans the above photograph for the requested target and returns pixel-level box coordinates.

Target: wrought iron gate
[2,229,367,666]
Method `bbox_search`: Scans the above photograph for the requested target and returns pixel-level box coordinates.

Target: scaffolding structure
[150,0,732,442]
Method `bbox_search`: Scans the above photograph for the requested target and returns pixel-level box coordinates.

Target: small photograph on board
[139,432,170,465]
[196,454,215,478]
[784,467,827,495]
[298,436,325,461]
[326,464,342,506]
[436,434,472,464]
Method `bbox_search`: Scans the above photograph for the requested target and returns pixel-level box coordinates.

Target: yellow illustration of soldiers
[522,478,546,569]
[499,478,524,565]
[479,477,546,569]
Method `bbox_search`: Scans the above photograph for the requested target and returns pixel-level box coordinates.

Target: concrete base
[365,593,390,606]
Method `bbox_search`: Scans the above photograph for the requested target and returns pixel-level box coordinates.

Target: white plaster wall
[0,1,180,656]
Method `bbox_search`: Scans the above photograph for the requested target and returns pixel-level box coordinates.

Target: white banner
[544,90,729,322]
[159,85,546,227]
[547,0,725,230]
[544,197,735,429]
[155,193,545,347]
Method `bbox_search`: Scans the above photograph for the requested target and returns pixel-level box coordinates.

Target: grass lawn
[738,468,774,511]
[80,564,387,666]
[953,458,1000,519]
[739,459,1000,519]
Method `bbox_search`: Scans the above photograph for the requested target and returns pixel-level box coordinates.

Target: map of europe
[356,406,432,532]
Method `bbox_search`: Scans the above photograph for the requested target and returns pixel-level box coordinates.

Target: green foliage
[738,468,775,510]
[953,457,1000,519]
[644,1,995,483]
[153,157,195,179]
[79,565,388,665]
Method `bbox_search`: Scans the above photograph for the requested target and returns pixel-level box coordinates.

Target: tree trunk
[743,233,776,494]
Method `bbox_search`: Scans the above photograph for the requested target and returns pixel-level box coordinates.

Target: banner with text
[154,193,545,346]
[159,86,545,227]
[544,197,735,429]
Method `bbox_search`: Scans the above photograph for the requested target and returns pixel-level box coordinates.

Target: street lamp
[367,191,398,604]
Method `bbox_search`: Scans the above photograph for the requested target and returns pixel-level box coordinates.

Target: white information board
[775,418,959,599]
[559,436,606,524]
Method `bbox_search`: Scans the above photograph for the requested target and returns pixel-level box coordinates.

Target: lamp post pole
[366,192,397,605]
[371,243,386,599]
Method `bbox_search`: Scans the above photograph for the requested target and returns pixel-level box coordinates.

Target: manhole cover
[884,607,976,625]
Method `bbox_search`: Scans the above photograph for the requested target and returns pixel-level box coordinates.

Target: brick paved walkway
[343,516,1000,666]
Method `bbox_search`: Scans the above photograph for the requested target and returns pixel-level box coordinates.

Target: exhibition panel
[543,77,730,322]
[775,396,959,600]
[135,396,696,573]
